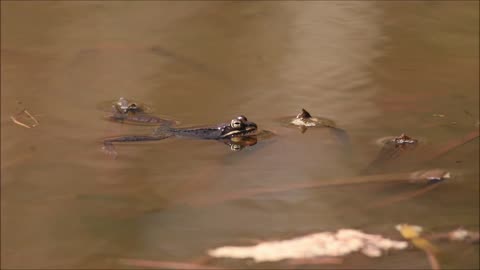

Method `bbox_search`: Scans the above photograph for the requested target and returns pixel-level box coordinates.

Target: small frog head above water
[290,108,336,128]
[220,115,258,138]
[285,108,338,134]
[391,133,418,150]
[114,97,144,114]
[296,108,312,119]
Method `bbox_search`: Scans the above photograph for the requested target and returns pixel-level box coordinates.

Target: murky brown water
[1,1,478,269]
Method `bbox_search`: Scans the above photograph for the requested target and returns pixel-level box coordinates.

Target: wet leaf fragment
[396,224,440,270]
[208,229,408,263]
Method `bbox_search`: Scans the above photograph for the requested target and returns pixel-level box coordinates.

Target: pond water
[1,1,478,269]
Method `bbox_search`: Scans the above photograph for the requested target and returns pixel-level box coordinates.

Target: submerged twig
[421,129,479,162]
[186,169,449,206]
[367,183,441,209]
[426,250,441,270]
[10,115,31,129]
[23,109,39,127]
[117,258,223,270]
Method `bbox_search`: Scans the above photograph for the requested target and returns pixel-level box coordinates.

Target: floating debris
[432,114,445,118]
[428,228,479,244]
[408,169,450,183]
[447,228,479,243]
[208,229,408,262]
[10,107,39,129]
[396,224,423,239]
[396,224,440,270]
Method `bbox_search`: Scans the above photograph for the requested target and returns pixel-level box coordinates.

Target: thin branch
[185,169,448,206]
[23,109,39,126]
[10,108,40,128]
[10,116,31,129]
[421,129,479,162]
[117,258,224,270]
[367,183,440,209]
[426,250,441,270]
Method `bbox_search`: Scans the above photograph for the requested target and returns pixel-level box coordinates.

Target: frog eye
[231,119,242,128]
[237,115,247,121]
[128,103,138,110]
[118,97,127,104]
[230,144,242,151]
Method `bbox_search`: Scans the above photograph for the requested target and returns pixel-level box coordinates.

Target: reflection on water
[1,1,478,269]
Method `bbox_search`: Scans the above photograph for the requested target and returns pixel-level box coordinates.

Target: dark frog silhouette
[102,115,258,156]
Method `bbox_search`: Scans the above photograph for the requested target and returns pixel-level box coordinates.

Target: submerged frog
[363,133,419,174]
[99,97,177,126]
[102,115,259,156]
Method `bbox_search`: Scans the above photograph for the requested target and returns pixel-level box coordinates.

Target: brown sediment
[174,165,219,204]
[117,258,224,270]
[184,169,448,206]
[0,153,34,173]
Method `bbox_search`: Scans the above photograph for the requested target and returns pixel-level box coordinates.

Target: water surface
[1,1,478,269]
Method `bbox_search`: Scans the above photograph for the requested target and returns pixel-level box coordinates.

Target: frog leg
[299,126,308,134]
[328,127,351,146]
[102,135,171,157]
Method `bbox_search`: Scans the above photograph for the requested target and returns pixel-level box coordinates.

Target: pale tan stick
[426,230,479,243]
[426,250,441,270]
[10,108,40,128]
[10,115,31,128]
[23,109,39,126]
